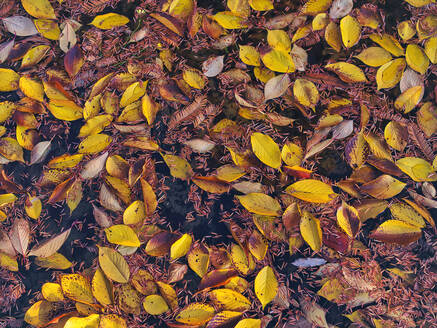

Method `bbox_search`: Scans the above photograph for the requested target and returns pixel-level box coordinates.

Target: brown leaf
[9,219,30,255]
[198,268,238,291]
[64,44,83,77]
[168,263,188,283]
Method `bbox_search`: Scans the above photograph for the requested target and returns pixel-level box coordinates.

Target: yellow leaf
[162,154,193,180]
[120,81,147,108]
[90,73,115,99]
[360,175,406,199]
[227,0,250,17]
[168,0,195,21]
[293,78,319,109]
[235,319,262,328]
[208,311,243,327]
[41,282,64,302]
[248,229,268,260]
[90,13,129,30]
[21,0,56,19]
[34,252,72,270]
[19,76,44,102]
[48,99,83,121]
[404,0,433,6]
[123,200,146,225]
[317,278,343,301]
[396,157,436,182]
[424,37,437,64]
[187,244,210,277]
[325,62,367,83]
[84,95,102,120]
[340,15,361,48]
[21,45,50,69]
[176,303,215,325]
[254,266,278,309]
[417,102,437,137]
[106,155,129,180]
[117,283,141,315]
[92,267,114,306]
[397,20,416,41]
[34,19,60,40]
[142,93,160,125]
[61,273,94,304]
[183,68,206,89]
[370,220,421,245]
[299,211,322,251]
[79,114,113,137]
[267,30,291,52]
[48,153,84,169]
[301,0,333,16]
[406,44,429,75]
[325,21,342,52]
[355,47,392,67]
[143,295,169,315]
[156,281,178,310]
[99,315,127,328]
[261,49,295,73]
[230,243,251,275]
[239,45,261,66]
[312,13,329,31]
[213,11,248,29]
[170,233,192,259]
[78,134,112,154]
[24,300,56,327]
[395,85,424,114]
[291,24,312,43]
[0,101,16,123]
[216,164,245,182]
[98,246,130,283]
[285,179,337,203]
[0,252,18,271]
[384,121,408,151]
[0,68,20,92]
[250,132,281,169]
[25,195,42,219]
[376,58,406,90]
[390,202,425,228]
[281,143,303,167]
[369,33,404,57]
[225,276,249,293]
[105,225,141,247]
[403,198,435,228]
[209,288,251,311]
[236,193,282,216]
[364,132,392,161]
[0,137,24,162]
[249,0,274,11]
[253,67,275,82]
[64,315,100,328]
[336,202,361,238]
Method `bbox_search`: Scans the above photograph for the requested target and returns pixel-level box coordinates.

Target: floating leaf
[254,266,278,309]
